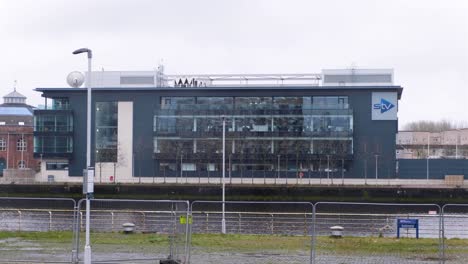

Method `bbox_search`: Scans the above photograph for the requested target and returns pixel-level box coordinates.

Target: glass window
[155,139,193,154]
[160,163,177,171]
[273,97,309,110]
[46,162,69,170]
[197,117,233,133]
[235,117,272,132]
[0,138,5,151]
[196,97,233,110]
[17,138,26,151]
[18,160,26,169]
[312,96,348,109]
[236,140,272,154]
[96,102,118,162]
[34,136,73,153]
[160,97,195,110]
[235,97,272,110]
[52,98,69,110]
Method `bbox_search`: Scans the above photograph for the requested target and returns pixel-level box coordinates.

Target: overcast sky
[0,0,467,128]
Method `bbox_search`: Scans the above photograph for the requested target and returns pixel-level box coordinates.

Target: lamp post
[72,48,93,264]
[426,133,430,181]
[221,116,226,234]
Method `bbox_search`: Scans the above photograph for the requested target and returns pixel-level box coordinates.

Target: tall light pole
[427,132,430,181]
[375,154,379,180]
[221,116,226,234]
[73,48,93,264]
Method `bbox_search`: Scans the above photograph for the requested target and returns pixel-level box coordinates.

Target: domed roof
[3,89,27,105]
[4,90,26,99]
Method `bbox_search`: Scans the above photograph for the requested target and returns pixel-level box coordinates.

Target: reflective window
[96,102,118,162]
[0,138,5,151]
[312,96,348,109]
[235,97,272,110]
[155,117,194,133]
[155,139,193,154]
[17,138,26,151]
[46,162,69,170]
[34,114,73,132]
[273,97,310,109]
[235,117,271,132]
[18,160,26,169]
[33,136,73,153]
[160,97,195,110]
[52,98,70,110]
[197,97,233,110]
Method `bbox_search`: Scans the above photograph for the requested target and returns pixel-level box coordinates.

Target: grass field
[1,231,468,255]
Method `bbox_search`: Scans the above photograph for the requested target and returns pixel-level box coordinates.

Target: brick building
[0,89,36,178]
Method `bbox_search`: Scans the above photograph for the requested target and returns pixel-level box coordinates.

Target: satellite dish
[67,71,85,88]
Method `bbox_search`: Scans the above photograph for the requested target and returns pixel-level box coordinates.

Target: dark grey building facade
[33,69,403,181]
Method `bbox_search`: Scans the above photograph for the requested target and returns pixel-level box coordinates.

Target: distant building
[0,88,37,179]
[33,68,403,183]
[396,130,468,159]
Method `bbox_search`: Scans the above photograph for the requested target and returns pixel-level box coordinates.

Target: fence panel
[314,202,442,264]
[0,197,76,263]
[75,199,190,264]
[189,201,314,264]
[442,204,468,264]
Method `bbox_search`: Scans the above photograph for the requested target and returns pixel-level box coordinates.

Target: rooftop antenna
[13,80,17,91]
[350,62,357,83]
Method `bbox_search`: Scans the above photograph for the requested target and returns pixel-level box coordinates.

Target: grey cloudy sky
[1,0,467,127]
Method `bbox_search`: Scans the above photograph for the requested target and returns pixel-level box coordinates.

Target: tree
[403,120,467,132]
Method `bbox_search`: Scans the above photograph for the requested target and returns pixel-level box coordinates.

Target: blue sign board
[397,219,419,239]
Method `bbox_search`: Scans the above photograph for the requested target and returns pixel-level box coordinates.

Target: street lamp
[72,48,93,264]
[221,116,226,234]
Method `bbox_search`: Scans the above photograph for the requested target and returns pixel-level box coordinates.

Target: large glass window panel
[96,102,118,127]
[52,98,70,110]
[96,102,118,162]
[155,117,194,133]
[156,139,193,154]
[235,97,272,110]
[274,117,305,132]
[160,97,195,110]
[235,117,272,132]
[197,117,233,133]
[34,136,73,153]
[274,140,310,154]
[273,97,309,110]
[196,97,234,111]
[313,140,352,154]
[311,116,352,136]
[236,140,272,154]
[312,96,349,109]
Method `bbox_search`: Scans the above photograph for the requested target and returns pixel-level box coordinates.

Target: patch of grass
[1,231,468,256]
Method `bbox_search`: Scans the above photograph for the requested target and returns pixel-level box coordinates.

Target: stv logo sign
[373,98,395,113]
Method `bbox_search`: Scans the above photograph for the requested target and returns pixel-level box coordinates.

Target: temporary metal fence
[0,197,77,263]
[442,204,468,264]
[1,198,467,264]
[74,199,190,264]
[189,201,314,264]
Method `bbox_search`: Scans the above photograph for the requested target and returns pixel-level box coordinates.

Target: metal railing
[1,199,468,263]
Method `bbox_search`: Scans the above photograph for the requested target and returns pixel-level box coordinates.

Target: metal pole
[427,133,429,181]
[327,155,330,179]
[222,116,226,234]
[84,51,92,264]
[40,154,43,180]
[277,155,280,180]
[73,48,93,264]
[456,130,459,159]
[375,155,378,180]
